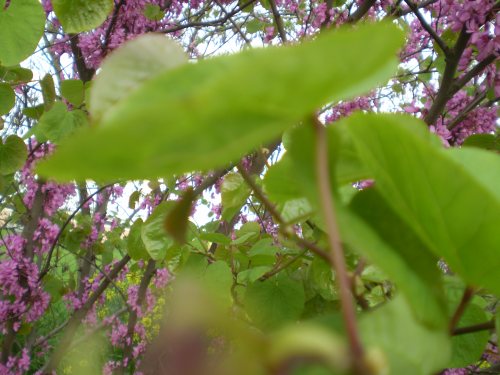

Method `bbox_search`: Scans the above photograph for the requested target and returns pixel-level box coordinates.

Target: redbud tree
[0,0,498,374]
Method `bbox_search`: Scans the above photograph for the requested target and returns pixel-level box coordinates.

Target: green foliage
[60,79,85,107]
[37,22,404,181]
[340,113,500,295]
[221,172,250,220]
[244,272,305,330]
[127,219,150,261]
[141,202,175,260]
[359,297,451,375]
[0,0,45,66]
[0,135,28,174]
[0,83,15,116]
[89,34,187,121]
[33,102,88,143]
[52,0,113,33]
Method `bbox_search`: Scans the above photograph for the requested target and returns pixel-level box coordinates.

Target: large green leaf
[38,22,404,181]
[89,34,187,121]
[359,296,451,375]
[52,0,113,33]
[0,83,15,116]
[0,0,45,66]
[0,135,27,175]
[244,272,305,330]
[141,202,174,261]
[342,113,500,295]
[346,189,447,328]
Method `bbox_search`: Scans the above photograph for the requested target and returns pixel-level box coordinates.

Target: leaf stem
[449,286,475,334]
[312,116,366,372]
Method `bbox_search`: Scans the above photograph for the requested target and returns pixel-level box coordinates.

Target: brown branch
[447,90,488,130]
[403,0,450,56]
[451,54,498,94]
[424,26,471,125]
[268,0,288,42]
[69,34,95,82]
[312,116,366,373]
[452,320,495,336]
[102,0,126,55]
[449,286,475,334]
[348,0,377,23]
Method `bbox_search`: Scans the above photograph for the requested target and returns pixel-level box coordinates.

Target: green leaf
[359,296,451,375]
[0,65,33,84]
[164,188,196,244]
[0,135,27,175]
[221,172,250,221]
[141,202,174,260]
[308,256,336,301]
[52,0,113,33]
[41,74,56,109]
[43,275,65,302]
[244,272,305,330]
[462,133,500,151]
[0,0,45,66]
[127,219,150,261]
[237,266,272,283]
[199,232,231,245]
[128,190,140,209]
[347,189,447,327]
[34,102,88,143]
[203,260,234,307]
[0,83,15,116]
[38,22,405,181]
[342,113,500,295]
[22,104,45,120]
[89,34,187,121]
[143,3,164,21]
[61,79,84,106]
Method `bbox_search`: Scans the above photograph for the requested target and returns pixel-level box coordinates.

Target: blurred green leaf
[221,172,250,221]
[89,34,187,121]
[38,22,404,181]
[0,0,45,66]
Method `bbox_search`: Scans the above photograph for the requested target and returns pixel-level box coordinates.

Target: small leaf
[143,4,164,21]
[164,188,196,244]
[0,83,15,116]
[89,34,187,121]
[52,0,113,33]
[127,219,150,261]
[221,172,250,221]
[0,0,45,66]
[244,272,305,330]
[128,190,140,209]
[61,79,84,106]
[141,202,174,260]
[0,135,27,175]
[22,104,45,120]
[40,74,56,109]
